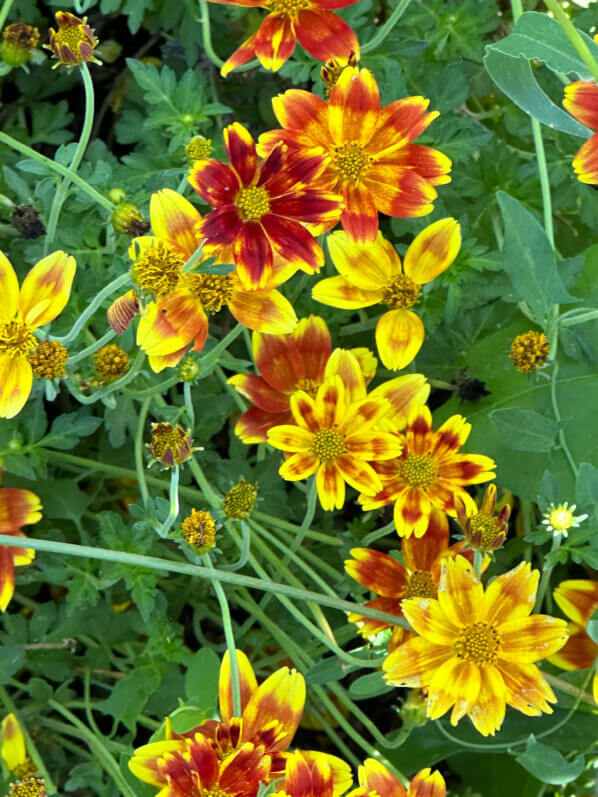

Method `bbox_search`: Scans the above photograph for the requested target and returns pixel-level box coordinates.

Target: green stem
[544,0,598,84]
[535,530,563,611]
[202,553,242,716]
[44,63,96,252]
[0,687,57,794]
[531,119,554,247]
[362,0,414,54]
[198,0,259,73]
[0,0,14,31]
[183,382,195,431]
[68,329,115,365]
[55,272,131,346]
[0,131,113,211]
[221,519,251,571]
[157,466,180,537]
[135,397,152,507]
[0,532,408,627]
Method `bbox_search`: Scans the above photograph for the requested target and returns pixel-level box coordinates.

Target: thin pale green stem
[535,530,563,611]
[0,0,14,30]
[45,63,96,251]
[157,466,180,537]
[55,272,131,346]
[183,382,195,430]
[135,397,152,507]
[544,0,598,84]
[68,329,115,365]
[0,131,114,211]
[362,0,414,53]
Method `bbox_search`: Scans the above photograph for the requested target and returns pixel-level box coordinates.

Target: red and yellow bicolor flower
[384,557,569,736]
[563,81,598,183]
[360,403,496,538]
[347,759,445,797]
[259,68,451,243]
[0,250,76,418]
[122,189,299,372]
[271,751,351,797]
[345,508,480,651]
[313,221,461,370]
[550,579,598,704]
[267,351,412,511]
[229,316,379,442]
[0,473,42,611]
[189,123,342,289]
[208,0,360,77]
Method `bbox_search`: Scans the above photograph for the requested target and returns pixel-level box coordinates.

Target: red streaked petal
[293,315,332,381]
[345,432,402,460]
[242,666,305,750]
[335,455,382,495]
[189,160,241,206]
[0,548,16,612]
[323,348,366,403]
[224,123,258,187]
[369,96,437,157]
[228,286,297,334]
[220,743,271,791]
[563,80,598,129]
[270,89,332,147]
[426,657,481,722]
[261,214,324,272]
[357,759,406,797]
[0,354,33,420]
[497,661,557,716]
[402,507,448,573]
[234,407,293,444]
[295,8,359,62]
[553,579,598,625]
[314,376,345,427]
[290,390,319,430]
[329,67,380,146]
[0,487,42,533]
[403,218,461,285]
[394,486,430,539]
[438,556,483,627]
[483,562,538,627]
[228,374,289,412]
[550,626,597,671]
[467,664,507,736]
[19,251,76,329]
[407,768,446,797]
[316,461,346,510]
[383,635,452,688]
[340,182,379,243]
[254,14,297,72]
[389,143,453,185]
[572,131,598,184]
[437,454,496,485]
[268,424,313,452]
[150,189,203,259]
[369,374,430,431]
[221,32,259,78]
[365,166,438,219]
[279,450,319,480]
[136,293,208,357]
[349,595,404,638]
[233,221,274,289]
[499,615,569,663]
[0,252,19,324]
[345,547,408,597]
[199,206,243,246]
[405,403,433,455]
[219,649,258,721]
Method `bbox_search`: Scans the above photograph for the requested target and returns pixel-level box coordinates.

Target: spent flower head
[46,11,101,67]
[1,23,40,66]
[94,344,129,383]
[8,778,47,796]
[542,502,588,537]
[27,340,68,381]
[148,422,195,468]
[509,330,550,374]
[222,479,258,520]
[186,135,212,164]
[181,509,216,552]
[111,203,150,237]
[455,484,510,553]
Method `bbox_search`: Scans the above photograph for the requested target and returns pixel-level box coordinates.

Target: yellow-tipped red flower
[345,508,478,650]
[347,759,445,797]
[0,473,42,612]
[0,250,76,418]
[209,0,360,77]
[360,403,496,538]
[260,68,451,243]
[313,221,461,370]
[271,752,351,797]
[189,123,342,289]
[267,351,405,510]
[384,558,569,736]
[563,81,598,183]
[550,580,598,704]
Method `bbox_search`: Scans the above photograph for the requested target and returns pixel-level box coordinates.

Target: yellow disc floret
[222,479,258,519]
[398,453,438,488]
[184,273,234,313]
[8,777,47,797]
[0,320,37,359]
[381,273,421,310]
[454,622,500,664]
[310,428,347,463]
[186,136,213,164]
[334,142,372,182]
[94,344,130,382]
[181,509,216,551]
[27,340,68,380]
[468,513,503,550]
[46,11,100,67]
[132,241,184,296]
[509,330,550,373]
[236,186,271,221]
[264,0,309,18]
[404,570,437,599]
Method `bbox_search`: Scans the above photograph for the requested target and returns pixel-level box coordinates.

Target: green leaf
[184,647,220,708]
[586,607,598,645]
[96,664,161,731]
[348,671,393,699]
[516,736,584,785]
[305,656,351,685]
[575,462,598,507]
[489,409,559,452]
[0,643,25,685]
[497,191,576,323]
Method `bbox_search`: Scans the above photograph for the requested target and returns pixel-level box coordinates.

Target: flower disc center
[454,622,500,664]
[398,453,438,488]
[0,319,37,359]
[132,241,184,296]
[237,186,271,221]
[264,0,309,17]
[469,512,502,549]
[404,569,437,599]
[294,377,319,397]
[381,273,421,309]
[311,428,347,463]
[334,141,372,182]
[187,273,234,313]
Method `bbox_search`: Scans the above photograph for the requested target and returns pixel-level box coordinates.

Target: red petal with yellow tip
[316,462,345,510]
[329,67,380,145]
[0,253,19,324]
[0,354,33,420]
[349,595,404,637]
[365,167,437,219]
[282,752,334,797]
[572,132,598,183]
[235,407,292,444]
[368,97,436,157]
[262,214,324,273]
[270,90,332,148]
[220,742,271,793]
[340,181,379,243]
[150,189,203,259]
[293,315,331,380]
[299,751,352,797]
[254,14,296,72]
[234,221,274,289]
[221,32,259,78]
[295,8,359,63]
[19,251,76,329]
[549,626,597,671]
[0,487,41,535]
[403,217,461,284]
[553,579,598,625]
[335,455,382,495]
[407,768,446,797]
[219,650,258,721]
[376,309,424,371]
[357,758,406,797]
[269,193,342,224]
[189,159,240,206]
[254,332,306,392]
[228,374,288,412]
[345,547,408,597]
[383,635,452,688]
[402,508,448,573]
[563,80,598,129]
[242,667,305,751]
[224,123,258,187]
[229,286,297,335]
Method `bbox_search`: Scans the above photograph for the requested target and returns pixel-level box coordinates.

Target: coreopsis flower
[270,752,350,797]
[384,558,569,736]
[509,330,550,374]
[130,732,270,797]
[455,484,510,553]
[2,714,36,780]
[347,759,445,797]
[542,502,588,537]
[360,403,496,538]
[268,353,405,511]
[345,509,479,650]
[1,23,40,66]
[189,123,342,289]
[259,68,451,243]
[313,221,461,370]
[46,11,101,67]
[0,250,76,418]
[563,81,598,183]
[551,580,598,703]
[209,0,360,77]
[124,188,299,372]
[148,423,194,468]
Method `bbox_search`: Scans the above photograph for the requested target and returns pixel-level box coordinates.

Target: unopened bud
[149,423,194,467]
[111,202,150,237]
[107,289,139,334]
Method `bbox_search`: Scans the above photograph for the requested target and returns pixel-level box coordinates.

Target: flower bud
[149,423,194,467]
[107,290,139,334]
[1,23,40,66]
[111,203,150,237]
[46,11,101,68]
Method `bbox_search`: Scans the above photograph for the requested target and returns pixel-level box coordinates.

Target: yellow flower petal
[18,251,76,329]
[327,230,396,289]
[403,218,461,284]
[426,657,481,722]
[0,253,19,324]
[229,286,297,334]
[316,461,345,510]
[375,309,424,370]
[1,713,27,771]
[219,649,257,721]
[312,275,381,309]
[150,188,203,259]
[0,354,33,419]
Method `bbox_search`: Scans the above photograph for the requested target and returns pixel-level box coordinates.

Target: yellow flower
[542,502,588,537]
[1,714,35,779]
[0,250,76,418]
[313,220,461,370]
[384,557,569,736]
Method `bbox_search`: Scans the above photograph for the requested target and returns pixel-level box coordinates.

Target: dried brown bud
[107,289,139,334]
[11,205,45,239]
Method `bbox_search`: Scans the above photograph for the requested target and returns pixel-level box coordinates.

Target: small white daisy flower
[542,502,588,537]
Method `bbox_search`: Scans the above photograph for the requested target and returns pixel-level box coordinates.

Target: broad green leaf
[516,736,584,785]
[575,462,598,507]
[184,647,220,707]
[348,671,393,699]
[489,409,559,452]
[497,191,576,323]
[96,665,161,731]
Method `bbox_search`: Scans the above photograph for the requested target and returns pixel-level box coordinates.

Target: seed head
[94,344,129,382]
[181,509,216,552]
[509,331,550,374]
[1,23,40,66]
[28,340,68,380]
[222,479,258,520]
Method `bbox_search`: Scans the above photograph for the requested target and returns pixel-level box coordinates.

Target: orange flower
[208,0,360,77]
[0,472,42,611]
[267,351,413,510]
[313,221,461,369]
[347,759,445,797]
[345,508,478,650]
[360,403,496,538]
[0,250,76,418]
[550,580,598,704]
[259,68,451,243]
[126,189,299,372]
[384,558,569,736]
[563,81,598,183]
[189,123,342,289]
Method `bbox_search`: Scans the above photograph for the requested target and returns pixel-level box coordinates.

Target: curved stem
[535,530,563,611]
[362,0,414,54]
[135,397,152,508]
[157,466,180,537]
[67,349,144,404]
[55,272,131,346]
[68,329,115,365]
[45,63,96,251]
